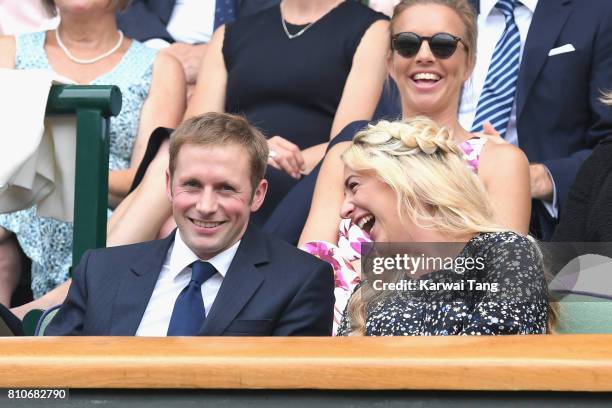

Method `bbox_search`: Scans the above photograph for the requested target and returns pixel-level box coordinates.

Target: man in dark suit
[464,0,612,239]
[46,113,334,336]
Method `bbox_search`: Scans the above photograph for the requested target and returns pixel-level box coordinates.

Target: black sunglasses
[391,32,468,59]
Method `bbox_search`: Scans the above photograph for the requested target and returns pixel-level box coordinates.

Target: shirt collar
[168,230,241,280]
[481,0,538,17]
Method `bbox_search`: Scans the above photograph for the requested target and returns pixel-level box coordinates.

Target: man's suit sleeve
[116,0,174,43]
[273,262,335,336]
[44,250,93,336]
[543,5,612,208]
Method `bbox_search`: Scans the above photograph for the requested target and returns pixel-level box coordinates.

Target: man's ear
[250,179,268,212]
[165,169,173,203]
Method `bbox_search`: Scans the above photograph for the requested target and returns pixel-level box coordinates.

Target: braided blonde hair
[341,117,505,335]
[342,117,501,237]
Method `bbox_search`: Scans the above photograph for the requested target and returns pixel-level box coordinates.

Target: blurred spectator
[0,0,185,306]
[551,135,612,242]
[117,0,280,98]
[553,92,612,242]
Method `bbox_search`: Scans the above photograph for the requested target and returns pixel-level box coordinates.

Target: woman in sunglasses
[299,0,531,329]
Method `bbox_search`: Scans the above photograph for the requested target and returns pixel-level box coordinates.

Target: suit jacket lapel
[199,225,268,335]
[109,231,176,335]
[516,0,572,120]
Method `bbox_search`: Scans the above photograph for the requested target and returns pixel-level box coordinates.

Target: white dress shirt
[136,231,240,336]
[167,0,215,44]
[459,0,558,217]
[144,0,215,49]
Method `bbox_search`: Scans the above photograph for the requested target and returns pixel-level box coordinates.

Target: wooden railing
[1,335,612,391]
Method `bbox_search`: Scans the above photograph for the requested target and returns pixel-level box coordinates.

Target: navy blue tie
[214,0,238,30]
[167,261,217,336]
[471,0,521,138]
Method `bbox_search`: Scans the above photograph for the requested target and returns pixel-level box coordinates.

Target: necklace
[280,13,314,40]
[55,29,124,64]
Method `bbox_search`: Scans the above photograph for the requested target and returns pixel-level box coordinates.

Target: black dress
[223,1,387,224]
[337,232,549,336]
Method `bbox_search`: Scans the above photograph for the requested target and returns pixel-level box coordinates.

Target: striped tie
[471,0,521,137]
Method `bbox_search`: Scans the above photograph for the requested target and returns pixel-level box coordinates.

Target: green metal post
[46,85,122,116]
[72,109,110,265]
[45,85,122,268]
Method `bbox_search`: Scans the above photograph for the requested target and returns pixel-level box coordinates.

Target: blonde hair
[341,117,505,335]
[601,90,612,106]
[342,117,501,236]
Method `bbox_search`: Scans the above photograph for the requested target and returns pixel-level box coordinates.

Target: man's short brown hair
[169,113,269,194]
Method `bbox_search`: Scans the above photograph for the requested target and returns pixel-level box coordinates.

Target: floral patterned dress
[336,231,548,336]
[301,137,488,333]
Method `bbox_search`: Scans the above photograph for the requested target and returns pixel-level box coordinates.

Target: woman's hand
[267,135,305,179]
